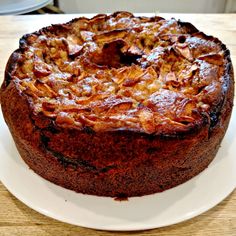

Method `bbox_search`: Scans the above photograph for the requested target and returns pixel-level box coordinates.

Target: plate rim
[0,0,52,15]
[1,174,235,231]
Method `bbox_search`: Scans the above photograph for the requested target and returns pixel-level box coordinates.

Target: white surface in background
[0,107,235,230]
[0,0,52,15]
[59,0,226,13]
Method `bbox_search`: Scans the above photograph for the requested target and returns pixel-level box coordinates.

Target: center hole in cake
[92,39,142,68]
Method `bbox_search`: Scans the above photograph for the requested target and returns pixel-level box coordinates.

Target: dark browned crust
[0,12,234,197]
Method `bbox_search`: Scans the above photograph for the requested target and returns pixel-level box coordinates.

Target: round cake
[0,12,234,197]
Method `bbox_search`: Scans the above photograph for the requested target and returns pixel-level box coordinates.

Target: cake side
[0,12,234,197]
[0,74,233,197]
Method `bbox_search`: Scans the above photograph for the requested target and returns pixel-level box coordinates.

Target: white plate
[0,0,52,15]
[0,108,235,231]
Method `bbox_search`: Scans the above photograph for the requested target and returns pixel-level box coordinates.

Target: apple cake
[0,12,234,197]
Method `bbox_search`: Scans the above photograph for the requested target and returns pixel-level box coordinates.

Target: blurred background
[59,0,236,13]
[0,0,236,15]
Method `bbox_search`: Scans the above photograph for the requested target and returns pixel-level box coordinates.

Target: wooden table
[0,14,235,236]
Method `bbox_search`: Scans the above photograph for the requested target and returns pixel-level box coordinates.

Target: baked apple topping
[11,12,227,133]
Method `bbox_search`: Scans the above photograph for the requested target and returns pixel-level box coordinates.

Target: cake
[0,12,234,197]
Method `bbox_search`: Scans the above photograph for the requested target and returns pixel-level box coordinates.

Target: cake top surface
[9,12,228,134]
